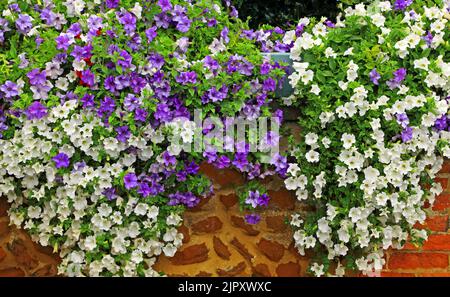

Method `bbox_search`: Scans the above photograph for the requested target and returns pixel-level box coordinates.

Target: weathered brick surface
[383,163,450,277]
[2,158,450,277]
[0,199,60,277]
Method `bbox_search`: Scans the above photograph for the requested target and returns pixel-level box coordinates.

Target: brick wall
[0,161,449,277]
[381,160,450,277]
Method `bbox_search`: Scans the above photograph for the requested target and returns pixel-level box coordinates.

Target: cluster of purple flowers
[0,16,10,44]
[394,0,413,11]
[369,68,381,86]
[243,190,271,225]
[240,23,306,53]
[168,191,200,208]
[155,1,192,33]
[0,1,288,219]
[53,152,70,169]
[201,85,228,104]
[387,68,407,89]
[435,114,449,131]
[245,190,270,208]
[396,113,413,143]
[176,71,197,85]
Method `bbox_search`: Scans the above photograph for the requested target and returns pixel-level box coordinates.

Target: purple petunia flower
[215,155,231,169]
[158,0,173,12]
[124,173,138,189]
[387,68,407,89]
[116,126,131,143]
[106,0,119,9]
[81,94,95,109]
[401,126,413,143]
[176,71,197,85]
[245,214,261,225]
[369,68,381,85]
[257,193,270,207]
[55,33,72,51]
[26,101,47,120]
[262,78,276,92]
[103,187,117,201]
[118,12,136,35]
[245,191,260,208]
[27,69,46,86]
[221,26,230,44]
[185,161,200,175]
[154,103,171,122]
[0,81,19,98]
[145,26,158,42]
[123,94,140,112]
[422,31,433,47]
[201,85,228,104]
[233,152,249,171]
[168,191,200,208]
[98,96,116,118]
[134,108,148,122]
[53,153,70,169]
[15,14,32,34]
[176,16,191,33]
[396,113,409,128]
[207,18,217,27]
[434,115,448,131]
[40,8,55,26]
[271,153,287,175]
[67,23,82,36]
[394,0,413,11]
[162,151,176,166]
[138,182,153,197]
[324,20,335,28]
[117,50,132,69]
[81,69,95,87]
[203,56,220,71]
[149,53,165,69]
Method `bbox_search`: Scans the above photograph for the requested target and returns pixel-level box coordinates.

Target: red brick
[415,215,448,232]
[276,262,301,277]
[32,264,57,277]
[7,239,39,270]
[219,193,238,209]
[213,236,231,260]
[0,221,10,238]
[178,224,190,244]
[0,198,9,217]
[266,215,288,232]
[388,253,448,270]
[433,194,450,211]
[268,189,295,210]
[257,238,285,262]
[189,196,211,212]
[217,262,246,276]
[252,263,271,277]
[381,272,415,277]
[230,215,259,236]
[421,234,450,251]
[418,272,450,277]
[191,216,223,234]
[0,246,6,262]
[170,243,209,265]
[0,267,25,277]
[440,160,450,174]
[199,162,244,187]
[435,177,448,192]
[230,237,254,262]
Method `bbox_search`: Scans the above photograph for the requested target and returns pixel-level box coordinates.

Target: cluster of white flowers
[285,1,450,276]
[0,103,190,276]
